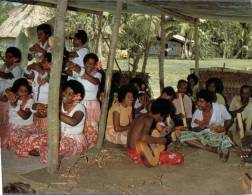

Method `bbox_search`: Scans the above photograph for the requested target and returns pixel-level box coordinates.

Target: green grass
[115,58,252,97]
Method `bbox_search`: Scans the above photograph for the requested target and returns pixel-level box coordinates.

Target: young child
[106,85,134,145]
[28,80,88,162]
[28,23,53,62]
[172,80,192,127]
[74,53,102,148]
[134,91,150,117]
[0,78,34,156]
[65,30,89,80]
[24,53,51,134]
[127,98,183,165]
[0,47,23,126]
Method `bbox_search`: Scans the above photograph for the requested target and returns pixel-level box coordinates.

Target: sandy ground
[2,142,251,195]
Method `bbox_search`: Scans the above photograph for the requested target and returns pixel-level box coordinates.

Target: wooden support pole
[95,12,103,54]
[96,0,123,149]
[158,14,166,93]
[47,0,68,174]
[194,19,200,76]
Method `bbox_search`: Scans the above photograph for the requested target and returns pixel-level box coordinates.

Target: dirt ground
[2,142,251,195]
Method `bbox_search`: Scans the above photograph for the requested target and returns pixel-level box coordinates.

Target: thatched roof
[0,4,53,38]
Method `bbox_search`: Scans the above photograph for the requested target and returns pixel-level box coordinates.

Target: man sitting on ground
[127,98,183,166]
[229,85,252,135]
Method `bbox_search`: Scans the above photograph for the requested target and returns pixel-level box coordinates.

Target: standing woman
[106,85,134,145]
[28,24,53,63]
[72,53,102,148]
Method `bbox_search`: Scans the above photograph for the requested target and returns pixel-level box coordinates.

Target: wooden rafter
[6,0,102,14]
[139,1,195,23]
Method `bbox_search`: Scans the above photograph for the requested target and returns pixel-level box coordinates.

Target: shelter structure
[4,0,252,174]
[0,4,53,66]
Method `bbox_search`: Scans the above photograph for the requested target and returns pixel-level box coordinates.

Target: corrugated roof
[5,0,252,22]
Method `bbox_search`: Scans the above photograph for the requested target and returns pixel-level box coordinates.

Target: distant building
[149,34,192,58]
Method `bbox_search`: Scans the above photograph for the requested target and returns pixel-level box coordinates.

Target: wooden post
[95,12,103,55]
[158,14,165,93]
[96,0,123,149]
[194,19,200,76]
[47,0,68,174]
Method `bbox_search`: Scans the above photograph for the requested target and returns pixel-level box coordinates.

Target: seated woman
[105,85,135,145]
[206,77,227,106]
[28,80,88,163]
[176,89,233,161]
[0,78,34,156]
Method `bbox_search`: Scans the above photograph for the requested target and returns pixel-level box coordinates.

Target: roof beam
[139,2,196,23]
[5,0,102,15]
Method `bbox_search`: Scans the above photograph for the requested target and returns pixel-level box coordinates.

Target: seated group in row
[0,23,251,166]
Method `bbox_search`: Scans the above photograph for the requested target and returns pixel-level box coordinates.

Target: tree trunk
[95,12,103,58]
[158,14,166,93]
[47,0,68,174]
[96,0,123,149]
[142,45,150,73]
[142,15,153,73]
[194,20,200,76]
[132,51,142,77]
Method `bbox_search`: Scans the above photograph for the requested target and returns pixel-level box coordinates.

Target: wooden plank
[47,0,67,174]
[96,0,123,149]
[178,93,187,127]
[237,113,245,139]
[158,14,165,93]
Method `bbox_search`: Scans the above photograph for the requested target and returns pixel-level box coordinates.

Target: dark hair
[151,98,175,118]
[11,78,32,94]
[37,23,52,37]
[162,86,176,97]
[240,85,251,94]
[118,84,136,103]
[112,72,122,84]
[4,182,36,193]
[187,73,198,84]
[44,52,52,63]
[177,79,187,86]
[196,89,215,103]
[129,78,146,89]
[6,47,21,63]
[75,30,88,45]
[63,80,85,100]
[206,77,224,94]
[83,53,99,64]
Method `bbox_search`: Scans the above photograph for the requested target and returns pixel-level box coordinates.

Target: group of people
[0,23,251,166]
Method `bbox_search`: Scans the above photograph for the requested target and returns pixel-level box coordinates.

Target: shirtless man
[127,98,183,166]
